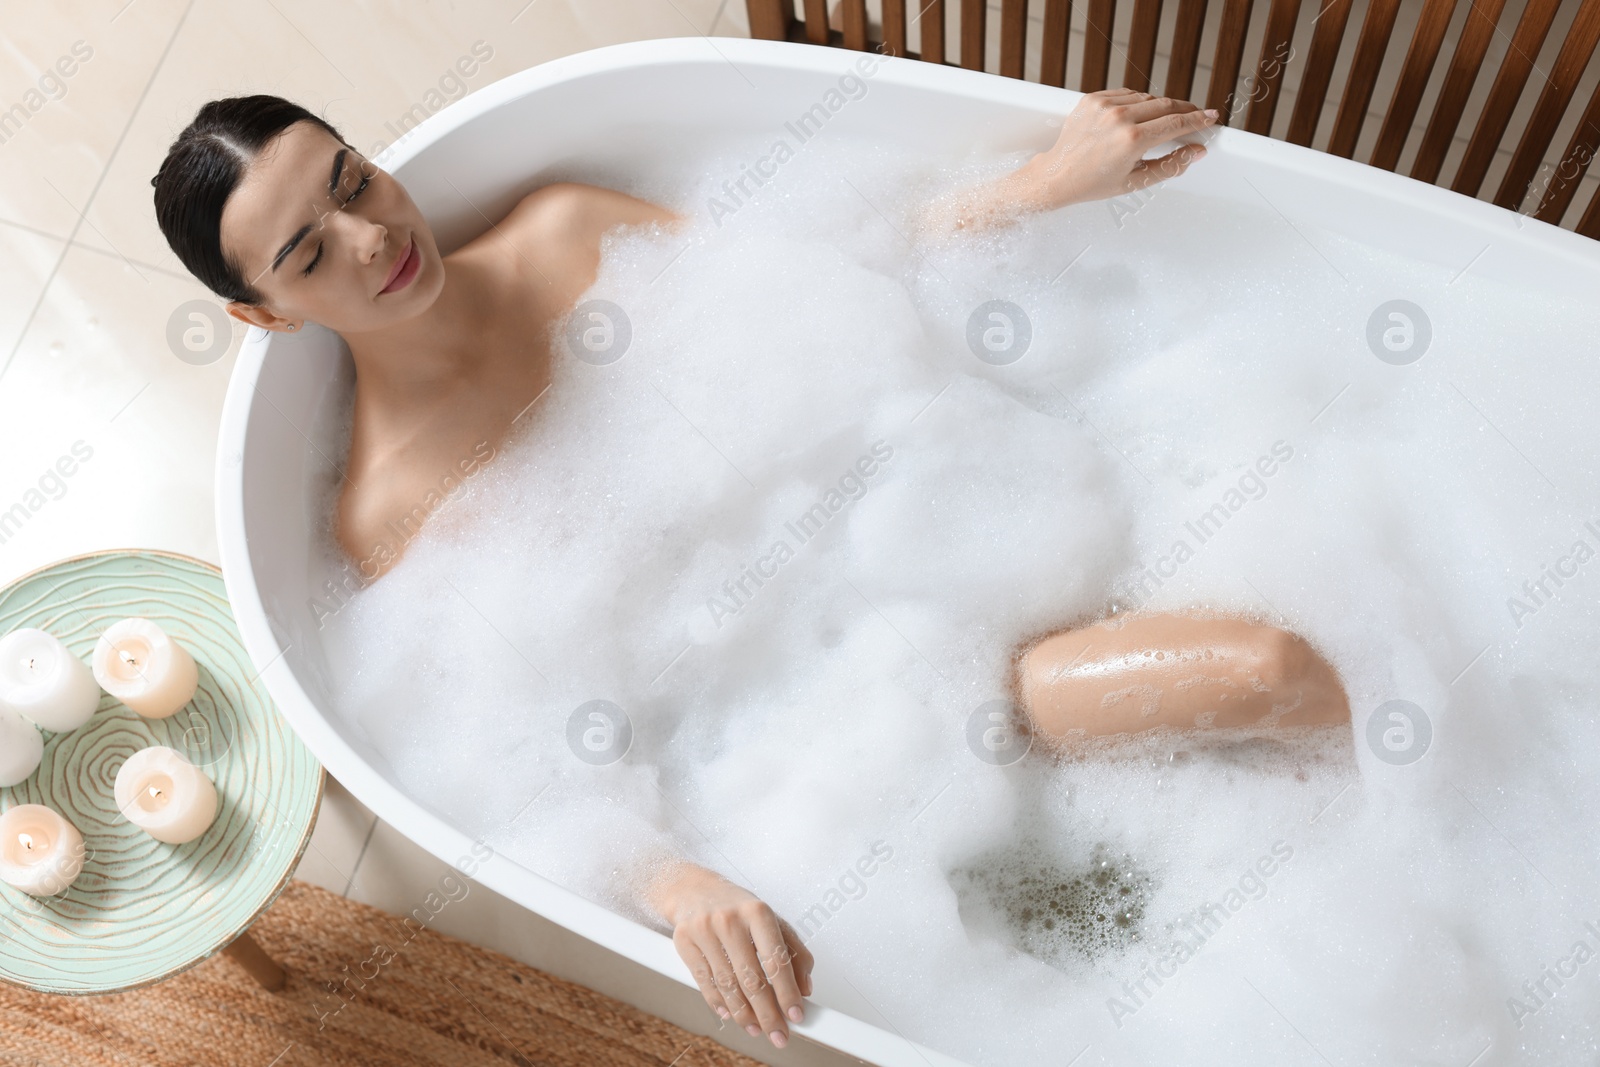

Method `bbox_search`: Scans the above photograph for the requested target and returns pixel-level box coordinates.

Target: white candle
[0,703,43,787]
[113,746,218,844]
[0,804,85,896]
[92,618,198,719]
[0,628,101,732]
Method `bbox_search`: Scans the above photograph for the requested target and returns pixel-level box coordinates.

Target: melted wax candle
[113,746,218,844]
[0,628,101,733]
[0,805,85,896]
[92,618,198,719]
[0,704,43,787]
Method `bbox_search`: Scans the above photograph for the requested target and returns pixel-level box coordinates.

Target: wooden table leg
[222,930,286,991]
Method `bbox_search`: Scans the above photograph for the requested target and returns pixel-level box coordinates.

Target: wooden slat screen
[1125,0,1164,90]
[1325,0,1402,158]
[1283,0,1356,146]
[744,0,1600,239]
[1205,0,1255,114]
[1165,0,1209,99]
[1041,0,1073,85]
[1083,0,1118,90]
[1243,0,1301,134]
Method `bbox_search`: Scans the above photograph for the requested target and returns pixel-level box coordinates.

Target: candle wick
[119,649,138,667]
[24,657,34,671]
[18,833,32,851]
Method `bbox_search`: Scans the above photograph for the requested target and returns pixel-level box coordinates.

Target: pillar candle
[0,804,85,896]
[0,703,43,787]
[92,618,198,719]
[0,628,101,732]
[113,746,218,844]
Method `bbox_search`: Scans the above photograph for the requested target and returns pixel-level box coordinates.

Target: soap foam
[317,130,1600,1066]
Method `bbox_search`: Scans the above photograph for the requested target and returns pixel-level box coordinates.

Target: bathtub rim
[215,33,1600,1067]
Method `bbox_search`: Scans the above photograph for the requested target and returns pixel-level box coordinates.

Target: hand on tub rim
[920,88,1220,234]
[1025,89,1220,208]
[647,860,814,1048]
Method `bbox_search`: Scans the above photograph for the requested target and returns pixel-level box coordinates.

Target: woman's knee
[1179,621,1350,727]
[1254,626,1350,726]
[1248,625,1306,693]
[1015,612,1350,739]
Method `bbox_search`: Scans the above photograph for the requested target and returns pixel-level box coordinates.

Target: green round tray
[0,550,323,995]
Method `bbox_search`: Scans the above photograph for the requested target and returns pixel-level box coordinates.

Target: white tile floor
[1,2,1593,1065]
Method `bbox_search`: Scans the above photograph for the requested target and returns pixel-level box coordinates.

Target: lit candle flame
[18,832,33,851]
[119,649,139,668]
[146,784,163,801]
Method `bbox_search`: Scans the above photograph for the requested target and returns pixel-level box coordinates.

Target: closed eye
[300,165,374,277]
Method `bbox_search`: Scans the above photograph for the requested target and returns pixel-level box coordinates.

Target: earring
[286,324,297,331]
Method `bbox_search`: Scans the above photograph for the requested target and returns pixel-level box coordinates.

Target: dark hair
[151,95,347,305]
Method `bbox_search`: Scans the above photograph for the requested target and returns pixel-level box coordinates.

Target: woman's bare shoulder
[332,419,503,584]
[332,463,415,583]
[481,182,684,312]
[502,181,683,245]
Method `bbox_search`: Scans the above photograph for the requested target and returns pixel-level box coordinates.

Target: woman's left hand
[1022,89,1220,210]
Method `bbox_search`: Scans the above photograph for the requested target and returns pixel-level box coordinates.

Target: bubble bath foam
[315,129,1600,1066]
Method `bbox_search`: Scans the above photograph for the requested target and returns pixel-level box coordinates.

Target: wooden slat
[802,0,830,43]
[961,0,986,69]
[920,0,947,63]
[1083,0,1118,90]
[1125,0,1164,91]
[1244,0,1303,134]
[1368,0,1458,170]
[1041,0,1073,86]
[1326,0,1402,157]
[1451,0,1562,197]
[1495,0,1600,209]
[1001,0,1030,78]
[841,0,869,49]
[1285,0,1356,145]
[1534,78,1600,223]
[1579,180,1600,237]
[1408,0,1507,183]
[1205,0,1256,120]
[746,0,795,39]
[1165,0,1211,100]
[882,0,908,57]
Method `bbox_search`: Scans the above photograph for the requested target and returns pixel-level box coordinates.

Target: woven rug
[0,879,765,1067]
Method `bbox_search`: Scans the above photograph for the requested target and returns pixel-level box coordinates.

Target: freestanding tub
[216,35,1600,1067]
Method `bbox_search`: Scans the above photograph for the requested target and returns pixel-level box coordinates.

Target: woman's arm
[646,858,814,1049]
[918,89,1220,236]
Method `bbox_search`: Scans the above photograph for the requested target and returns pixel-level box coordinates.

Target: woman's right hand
[1023,88,1218,208]
[649,861,815,1048]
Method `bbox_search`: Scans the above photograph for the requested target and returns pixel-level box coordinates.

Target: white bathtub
[215,35,1600,1067]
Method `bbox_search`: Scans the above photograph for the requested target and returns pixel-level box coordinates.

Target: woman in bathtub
[152,87,1350,1050]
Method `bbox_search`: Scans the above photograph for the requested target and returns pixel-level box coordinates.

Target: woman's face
[218,120,444,336]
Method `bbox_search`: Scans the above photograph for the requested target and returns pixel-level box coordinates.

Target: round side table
[0,550,323,995]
